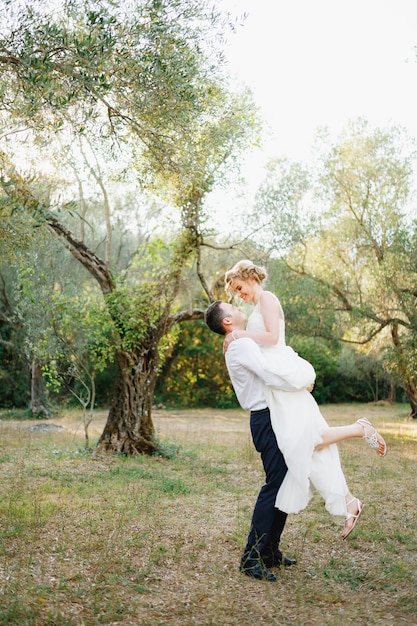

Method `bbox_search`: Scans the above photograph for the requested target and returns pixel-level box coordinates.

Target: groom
[205,300,313,582]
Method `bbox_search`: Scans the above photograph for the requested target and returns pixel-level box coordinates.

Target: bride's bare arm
[230,291,281,345]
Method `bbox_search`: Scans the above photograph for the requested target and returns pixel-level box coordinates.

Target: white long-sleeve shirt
[225,337,314,412]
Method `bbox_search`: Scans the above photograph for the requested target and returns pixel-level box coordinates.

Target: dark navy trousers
[242,407,288,563]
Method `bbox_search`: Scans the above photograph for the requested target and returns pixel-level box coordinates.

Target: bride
[224,259,387,538]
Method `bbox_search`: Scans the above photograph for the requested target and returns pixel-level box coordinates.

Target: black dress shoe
[263,554,297,568]
[239,558,277,582]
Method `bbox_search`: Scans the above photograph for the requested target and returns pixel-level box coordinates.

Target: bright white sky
[214,0,417,193]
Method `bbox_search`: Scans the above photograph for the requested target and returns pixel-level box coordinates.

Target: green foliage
[152,286,396,408]
[0,0,258,414]
[267,259,340,340]
[0,205,38,257]
[105,284,160,351]
[290,336,341,404]
[291,337,389,404]
[1,1,206,122]
[152,440,182,460]
[249,120,417,414]
[0,0,245,189]
[154,320,238,408]
[105,237,186,351]
[9,249,115,415]
[250,157,313,254]
[0,338,28,408]
[0,408,33,420]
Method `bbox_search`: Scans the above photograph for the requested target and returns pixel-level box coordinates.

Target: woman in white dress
[224,260,387,538]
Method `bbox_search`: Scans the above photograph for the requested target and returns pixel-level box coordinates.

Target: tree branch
[0,337,15,351]
[0,148,115,294]
[45,215,115,294]
[166,308,205,330]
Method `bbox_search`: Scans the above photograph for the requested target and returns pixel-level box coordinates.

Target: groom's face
[221,302,246,329]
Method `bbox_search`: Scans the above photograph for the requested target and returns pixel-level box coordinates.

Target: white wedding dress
[247,298,348,516]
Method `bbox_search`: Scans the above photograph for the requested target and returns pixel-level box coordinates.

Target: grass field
[0,403,416,625]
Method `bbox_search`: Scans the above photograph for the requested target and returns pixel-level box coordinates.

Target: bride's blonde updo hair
[225,259,268,295]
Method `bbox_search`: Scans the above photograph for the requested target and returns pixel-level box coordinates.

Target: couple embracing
[205,260,387,582]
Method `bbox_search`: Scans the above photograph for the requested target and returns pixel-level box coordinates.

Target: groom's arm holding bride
[226,333,316,394]
[225,337,315,408]
[204,300,314,410]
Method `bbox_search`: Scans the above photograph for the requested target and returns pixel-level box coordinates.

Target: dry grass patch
[0,404,416,625]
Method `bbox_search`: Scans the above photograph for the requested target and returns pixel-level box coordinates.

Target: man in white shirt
[205,300,313,582]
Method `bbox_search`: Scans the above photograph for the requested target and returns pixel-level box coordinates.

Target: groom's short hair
[204,301,227,336]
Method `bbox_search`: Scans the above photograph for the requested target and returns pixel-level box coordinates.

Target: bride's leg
[315,423,363,451]
[315,419,387,456]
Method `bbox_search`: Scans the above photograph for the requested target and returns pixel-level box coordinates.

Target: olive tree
[0,0,258,451]
[251,120,417,417]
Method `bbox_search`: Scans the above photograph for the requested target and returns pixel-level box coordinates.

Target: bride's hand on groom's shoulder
[224,330,244,354]
[223,333,235,354]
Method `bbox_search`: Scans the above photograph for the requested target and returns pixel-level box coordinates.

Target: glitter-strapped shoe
[357,418,387,457]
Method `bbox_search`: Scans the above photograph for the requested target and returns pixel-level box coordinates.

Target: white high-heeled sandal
[342,498,365,539]
[357,418,387,457]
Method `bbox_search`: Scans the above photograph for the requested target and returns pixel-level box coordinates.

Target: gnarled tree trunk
[403,380,417,419]
[96,345,159,454]
[30,360,49,416]
[391,323,417,419]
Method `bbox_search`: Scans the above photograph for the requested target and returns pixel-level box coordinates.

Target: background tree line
[1,0,416,462]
